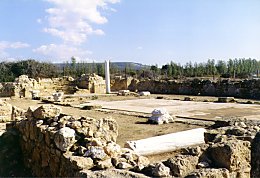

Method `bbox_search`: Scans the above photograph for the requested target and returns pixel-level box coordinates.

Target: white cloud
[33,44,92,62]
[137,46,143,50]
[0,41,30,58]
[43,0,120,44]
[0,41,30,50]
[37,18,42,24]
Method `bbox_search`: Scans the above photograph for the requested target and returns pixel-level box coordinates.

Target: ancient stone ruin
[0,74,108,99]
[75,73,106,94]
[1,101,260,177]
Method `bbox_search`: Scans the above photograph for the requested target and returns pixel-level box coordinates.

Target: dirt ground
[6,93,260,162]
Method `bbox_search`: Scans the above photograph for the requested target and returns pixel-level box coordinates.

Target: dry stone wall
[13,104,149,177]
[127,78,260,99]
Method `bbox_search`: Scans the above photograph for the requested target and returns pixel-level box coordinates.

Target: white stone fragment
[139,91,151,96]
[148,108,174,124]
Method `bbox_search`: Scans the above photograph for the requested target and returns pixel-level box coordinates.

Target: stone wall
[0,75,76,98]
[111,77,133,91]
[127,78,260,99]
[12,105,148,177]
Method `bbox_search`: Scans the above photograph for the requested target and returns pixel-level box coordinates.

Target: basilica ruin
[1,73,260,177]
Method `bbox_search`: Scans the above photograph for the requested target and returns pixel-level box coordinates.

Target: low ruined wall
[75,74,106,94]
[111,77,133,91]
[0,75,76,98]
[128,78,260,99]
[13,105,148,177]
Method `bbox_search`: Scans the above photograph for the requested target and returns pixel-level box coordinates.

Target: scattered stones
[217,97,235,103]
[184,97,194,101]
[148,108,174,124]
[118,90,130,96]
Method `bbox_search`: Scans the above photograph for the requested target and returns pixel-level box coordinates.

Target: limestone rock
[135,156,150,171]
[0,99,12,122]
[77,117,118,143]
[164,155,199,177]
[103,142,121,157]
[85,138,104,147]
[97,159,113,170]
[208,140,250,172]
[54,127,77,152]
[33,105,61,119]
[149,108,174,124]
[11,106,26,121]
[151,162,171,177]
[187,168,230,178]
[69,156,94,170]
[84,146,108,160]
[117,162,133,169]
[96,117,118,142]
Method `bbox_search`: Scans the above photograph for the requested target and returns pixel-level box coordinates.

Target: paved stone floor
[85,99,260,121]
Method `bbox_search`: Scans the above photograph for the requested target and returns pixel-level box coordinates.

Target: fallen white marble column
[125,128,206,156]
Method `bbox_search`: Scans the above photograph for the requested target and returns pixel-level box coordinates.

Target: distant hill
[54,62,149,70]
[111,62,149,70]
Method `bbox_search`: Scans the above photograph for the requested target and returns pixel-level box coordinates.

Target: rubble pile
[137,119,260,178]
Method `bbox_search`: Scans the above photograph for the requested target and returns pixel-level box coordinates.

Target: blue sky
[0,0,260,65]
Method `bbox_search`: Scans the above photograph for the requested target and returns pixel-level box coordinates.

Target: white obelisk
[105,60,111,94]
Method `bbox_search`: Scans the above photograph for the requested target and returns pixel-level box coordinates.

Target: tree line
[155,58,260,79]
[0,58,259,83]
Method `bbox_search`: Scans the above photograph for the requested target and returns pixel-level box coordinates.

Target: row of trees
[0,60,58,82]
[0,58,259,83]
[156,58,260,79]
